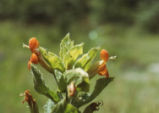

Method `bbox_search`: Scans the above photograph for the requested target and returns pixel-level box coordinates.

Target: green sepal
[74,47,99,71]
[39,47,65,73]
[31,65,60,103]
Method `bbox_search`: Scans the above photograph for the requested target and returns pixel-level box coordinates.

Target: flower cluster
[28,38,39,70]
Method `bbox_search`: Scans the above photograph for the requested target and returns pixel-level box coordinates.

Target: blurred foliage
[0,0,159,32]
[0,0,89,32]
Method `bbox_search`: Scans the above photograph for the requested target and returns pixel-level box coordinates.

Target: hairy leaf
[31,65,60,103]
[64,43,84,69]
[59,33,74,60]
[39,47,65,73]
[74,47,99,71]
[54,70,67,92]
[44,100,55,113]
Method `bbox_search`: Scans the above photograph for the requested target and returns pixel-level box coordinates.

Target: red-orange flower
[30,53,39,64]
[29,37,39,52]
[100,49,109,62]
[27,38,40,70]
[98,49,109,78]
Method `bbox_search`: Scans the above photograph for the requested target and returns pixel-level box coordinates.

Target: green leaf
[64,68,90,92]
[74,77,114,107]
[51,98,79,113]
[31,65,60,103]
[51,98,67,113]
[64,104,79,113]
[64,43,84,69]
[44,100,55,113]
[59,33,74,60]
[54,70,67,92]
[39,47,65,73]
[74,47,99,71]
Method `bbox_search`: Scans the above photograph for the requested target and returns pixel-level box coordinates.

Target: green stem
[39,56,59,86]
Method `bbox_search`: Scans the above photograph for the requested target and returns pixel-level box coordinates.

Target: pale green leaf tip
[22,43,29,49]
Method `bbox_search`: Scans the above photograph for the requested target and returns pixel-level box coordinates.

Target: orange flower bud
[28,60,32,70]
[29,37,39,52]
[100,49,109,62]
[30,53,39,64]
[67,82,76,97]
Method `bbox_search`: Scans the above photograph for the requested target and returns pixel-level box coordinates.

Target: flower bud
[29,37,39,52]
[30,53,39,64]
[100,49,109,62]
[67,82,76,97]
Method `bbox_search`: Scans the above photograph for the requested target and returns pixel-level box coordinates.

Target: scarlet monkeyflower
[29,37,39,52]
[98,49,109,78]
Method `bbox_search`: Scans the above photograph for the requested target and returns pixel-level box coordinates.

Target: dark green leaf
[31,65,60,103]
[74,77,113,107]
[51,98,67,113]
[54,70,67,92]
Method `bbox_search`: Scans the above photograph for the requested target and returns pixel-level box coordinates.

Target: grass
[0,21,159,113]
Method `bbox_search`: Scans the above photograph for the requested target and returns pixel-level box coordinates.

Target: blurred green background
[0,0,159,113]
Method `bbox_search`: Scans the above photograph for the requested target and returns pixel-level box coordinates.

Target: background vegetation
[0,0,159,113]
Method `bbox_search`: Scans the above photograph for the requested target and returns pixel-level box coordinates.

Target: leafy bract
[59,33,74,60]
[64,43,84,69]
[39,47,65,73]
[31,65,60,103]
[74,47,99,71]
[59,33,84,69]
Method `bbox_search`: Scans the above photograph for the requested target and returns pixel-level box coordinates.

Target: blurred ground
[0,0,159,113]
